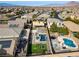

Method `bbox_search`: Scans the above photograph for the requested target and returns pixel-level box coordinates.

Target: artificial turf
[32,44,47,54]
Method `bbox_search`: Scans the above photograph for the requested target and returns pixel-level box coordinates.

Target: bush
[58,27,69,35]
[50,22,58,32]
[32,14,37,19]
[50,10,56,17]
[6,14,15,17]
[74,32,79,39]
[16,11,25,15]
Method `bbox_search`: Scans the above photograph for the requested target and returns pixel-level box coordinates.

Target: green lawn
[32,44,47,54]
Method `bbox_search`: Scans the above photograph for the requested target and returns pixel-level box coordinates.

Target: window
[0,40,12,48]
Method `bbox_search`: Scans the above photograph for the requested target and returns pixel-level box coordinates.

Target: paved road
[54,11,63,22]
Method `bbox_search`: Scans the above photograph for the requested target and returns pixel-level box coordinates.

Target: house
[0,28,22,56]
[8,18,27,28]
[63,21,79,32]
[0,15,9,28]
[21,13,32,19]
[47,18,63,28]
[37,14,50,19]
[33,20,44,27]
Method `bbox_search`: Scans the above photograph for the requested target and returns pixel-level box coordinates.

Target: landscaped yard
[32,44,47,54]
[73,32,79,39]
[50,22,69,35]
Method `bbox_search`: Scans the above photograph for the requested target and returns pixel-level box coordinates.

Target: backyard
[32,44,47,55]
[50,22,69,35]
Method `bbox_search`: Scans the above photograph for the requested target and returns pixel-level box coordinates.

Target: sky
[0,1,70,6]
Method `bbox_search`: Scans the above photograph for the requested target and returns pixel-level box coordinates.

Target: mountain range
[0,1,79,7]
[65,1,79,6]
[0,3,16,6]
[45,1,79,7]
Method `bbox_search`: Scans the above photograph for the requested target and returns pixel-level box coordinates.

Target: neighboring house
[21,14,29,19]
[21,11,38,19]
[47,18,63,28]
[21,14,32,22]
[32,30,47,44]
[33,21,44,27]
[0,28,22,56]
[0,15,9,28]
[37,14,50,19]
[58,11,70,20]
[63,21,79,32]
[8,18,27,28]
[29,11,38,15]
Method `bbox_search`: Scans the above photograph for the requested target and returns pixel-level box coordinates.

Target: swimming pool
[63,38,76,47]
[38,34,47,41]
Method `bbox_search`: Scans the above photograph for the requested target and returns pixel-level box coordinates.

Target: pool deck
[64,31,79,48]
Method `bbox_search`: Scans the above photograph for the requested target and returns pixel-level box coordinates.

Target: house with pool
[32,29,48,44]
[51,35,79,53]
[49,21,79,53]
[63,21,79,47]
[47,18,64,29]
[31,25,52,55]
[0,28,22,56]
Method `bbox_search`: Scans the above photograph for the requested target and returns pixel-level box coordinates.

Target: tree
[8,9,12,13]
[74,32,79,39]
[50,22,69,35]
[16,11,25,15]
[32,9,35,12]
[50,22,58,32]
[50,10,56,17]
[27,10,30,13]
[58,27,69,35]
[0,8,4,10]
[32,14,37,19]
[51,8,54,11]
[6,14,15,17]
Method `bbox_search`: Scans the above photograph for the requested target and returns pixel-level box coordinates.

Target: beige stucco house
[0,28,22,56]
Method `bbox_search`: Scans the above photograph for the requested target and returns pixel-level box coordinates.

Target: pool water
[39,34,47,41]
[63,38,76,47]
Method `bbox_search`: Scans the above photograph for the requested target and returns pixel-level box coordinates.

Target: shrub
[50,22,69,35]
[74,32,79,39]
